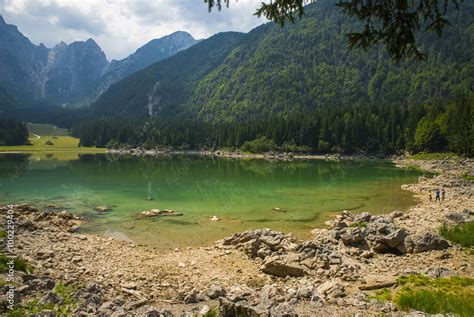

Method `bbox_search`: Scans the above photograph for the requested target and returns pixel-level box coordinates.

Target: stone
[58,210,74,220]
[199,305,211,316]
[270,302,298,316]
[207,285,226,299]
[389,210,404,219]
[353,212,371,223]
[184,288,200,304]
[124,299,148,310]
[36,249,54,259]
[296,284,314,299]
[16,284,34,295]
[18,219,36,230]
[144,308,162,317]
[226,285,255,302]
[95,206,112,212]
[340,227,366,245]
[316,278,346,299]
[261,255,305,277]
[38,292,61,305]
[219,298,267,317]
[412,232,450,253]
[425,267,457,278]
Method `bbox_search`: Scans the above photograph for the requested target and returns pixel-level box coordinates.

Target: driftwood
[359,280,397,290]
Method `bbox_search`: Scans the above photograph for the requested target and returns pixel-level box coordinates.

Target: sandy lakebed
[0,157,473,316]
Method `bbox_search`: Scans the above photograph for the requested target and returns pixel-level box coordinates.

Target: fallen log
[359,280,397,290]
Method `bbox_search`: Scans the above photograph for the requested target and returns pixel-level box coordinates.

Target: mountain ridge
[0,15,198,108]
[88,0,474,122]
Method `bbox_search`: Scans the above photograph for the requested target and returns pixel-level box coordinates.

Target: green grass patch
[26,123,68,137]
[367,287,392,302]
[440,222,474,247]
[0,255,33,273]
[0,135,106,154]
[0,230,6,238]
[396,275,474,316]
[349,221,367,228]
[202,307,220,317]
[7,283,78,316]
[461,174,474,181]
[409,152,458,160]
[0,123,105,154]
[369,275,474,316]
[403,164,436,174]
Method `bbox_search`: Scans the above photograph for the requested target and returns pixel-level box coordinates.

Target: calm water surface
[0,153,423,249]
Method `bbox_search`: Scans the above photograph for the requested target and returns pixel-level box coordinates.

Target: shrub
[240,136,276,153]
[0,255,33,273]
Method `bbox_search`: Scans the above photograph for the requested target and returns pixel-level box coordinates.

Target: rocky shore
[0,158,473,316]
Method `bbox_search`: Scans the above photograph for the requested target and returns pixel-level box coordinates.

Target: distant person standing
[441,188,446,201]
[435,189,441,205]
[429,190,433,202]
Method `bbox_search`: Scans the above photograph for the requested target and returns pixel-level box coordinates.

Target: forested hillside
[90,32,244,117]
[90,0,474,120]
[76,0,474,155]
[0,118,29,146]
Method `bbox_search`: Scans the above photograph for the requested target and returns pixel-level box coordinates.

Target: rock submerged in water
[210,215,220,221]
[95,206,112,213]
[140,209,183,217]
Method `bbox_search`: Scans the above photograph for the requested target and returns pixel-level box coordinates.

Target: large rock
[316,278,347,299]
[219,298,267,317]
[412,232,450,253]
[261,254,305,277]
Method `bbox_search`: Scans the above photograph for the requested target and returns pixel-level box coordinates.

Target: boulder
[261,254,305,277]
[219,298,267,317]
[95,206,112,212]
[207,285,226,299]
[340,227,366,246]
[412,232,450,253]
[353,212,371,223]
[184,288,203,304]
[316,278,346,299]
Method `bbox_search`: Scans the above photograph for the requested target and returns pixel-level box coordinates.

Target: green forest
[73,94,473,155]
[0,118,29,146]
[72,0,474,156]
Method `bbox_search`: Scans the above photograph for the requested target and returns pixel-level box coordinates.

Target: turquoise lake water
[0,154,423,249]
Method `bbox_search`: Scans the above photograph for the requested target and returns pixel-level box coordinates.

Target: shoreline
[1,157,472,316]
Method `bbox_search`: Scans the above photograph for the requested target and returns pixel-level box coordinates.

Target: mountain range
[90,0,474,122]
[1,0,473,124]
[0,15,197,108]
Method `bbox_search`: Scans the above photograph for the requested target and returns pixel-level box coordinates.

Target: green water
[0,153,423,249]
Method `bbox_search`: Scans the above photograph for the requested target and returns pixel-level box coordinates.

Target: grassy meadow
[0,123,105,157]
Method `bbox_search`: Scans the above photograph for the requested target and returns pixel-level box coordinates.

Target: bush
[44,140,54,146]
[440,222,474,247]
[240,136,276,153]
[0,255,33,273]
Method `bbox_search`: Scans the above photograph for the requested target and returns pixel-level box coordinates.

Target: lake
[0,153,423,249]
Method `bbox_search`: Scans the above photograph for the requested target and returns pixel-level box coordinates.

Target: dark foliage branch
[205,0,462,60]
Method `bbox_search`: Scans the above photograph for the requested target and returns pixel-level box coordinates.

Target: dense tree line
[0,118,29,146]
[72,94,473,156]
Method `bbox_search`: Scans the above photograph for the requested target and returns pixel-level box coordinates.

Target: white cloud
[0,0,265,60]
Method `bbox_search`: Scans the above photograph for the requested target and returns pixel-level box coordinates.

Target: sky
[0,0,265,61]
